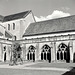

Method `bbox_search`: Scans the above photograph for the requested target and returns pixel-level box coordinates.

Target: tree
[9,43,23,65]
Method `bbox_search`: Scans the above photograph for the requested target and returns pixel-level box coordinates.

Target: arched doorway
[4,46,6,62]
[57,43,70,62]
[27,45,36,62]
[41,44,51,62]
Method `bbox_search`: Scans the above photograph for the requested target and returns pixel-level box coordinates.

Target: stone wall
[20,34,75,62]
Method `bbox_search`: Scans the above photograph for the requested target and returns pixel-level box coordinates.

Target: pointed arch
[28,45,36,51]
[27,45,36,61]
[42,44,51,50]
[41,44,51,62]
[58,43,67,49]
[57,43,70,62]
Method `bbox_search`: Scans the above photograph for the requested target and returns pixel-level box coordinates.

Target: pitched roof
[0,32,3,36]
[5,31,13,38]
[3,10,31,22]
[23,15,75,37]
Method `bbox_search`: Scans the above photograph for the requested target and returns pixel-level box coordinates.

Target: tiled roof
[23,15,75,37]
[3,10,31,22]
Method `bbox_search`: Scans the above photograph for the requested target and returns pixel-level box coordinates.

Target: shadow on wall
[62,67,75,75]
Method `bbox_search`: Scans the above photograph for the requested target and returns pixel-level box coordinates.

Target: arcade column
[21,44,26,61]
[52,42,56,62]
[0,43,3,61]
[36,43,39,61]
[69,41,73,62]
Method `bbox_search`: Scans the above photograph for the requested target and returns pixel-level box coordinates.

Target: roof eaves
[23,30,75,37]
[3,10,32,22]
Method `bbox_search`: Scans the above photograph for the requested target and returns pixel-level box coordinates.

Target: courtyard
[0,68,64,75]
[0,61,75,75]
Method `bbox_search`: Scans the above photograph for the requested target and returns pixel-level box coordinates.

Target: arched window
[41,44,51,62]
[8,24,10,30]
[57,43,70,62]
[27,45,36,61]
[13,23,15,30]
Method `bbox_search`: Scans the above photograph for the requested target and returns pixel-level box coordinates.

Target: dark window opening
[13,23,15,30]
[14,36,16,40]
[8,24,10,30]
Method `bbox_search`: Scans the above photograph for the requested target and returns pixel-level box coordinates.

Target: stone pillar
[2,44,4,62]
[24,44,26,61]
[7,45,11,61]
[25,44,29,61]
[1,43,3,61]
[11,43,14,62]
[50,42,56,62]
[6,44,9,61]
[53,42,56,62]
[50,42,53,62]
[36,43,39,61]
[69,41,73,62]
[46,51,47,60]
[21,44,26,61]
[0,43,2,61]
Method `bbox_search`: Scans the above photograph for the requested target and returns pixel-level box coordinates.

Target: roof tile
[23,15,75,37]
[3,10,31,22]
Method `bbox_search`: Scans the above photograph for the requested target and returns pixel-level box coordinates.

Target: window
[14,36,16,40]
[57,43,70,61]
[8,24,10,30]
[13,23,15,30]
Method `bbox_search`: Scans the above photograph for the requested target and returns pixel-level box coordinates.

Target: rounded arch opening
[4,46,6,62]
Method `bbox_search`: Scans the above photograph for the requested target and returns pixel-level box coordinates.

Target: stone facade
[0,10,35,62]
[21,32,75,63]
[2,11,35,40]
[0,11,75,63]
[0,39,12,62]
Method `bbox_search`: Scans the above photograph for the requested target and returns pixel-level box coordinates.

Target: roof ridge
[23,15,75,37]
[34,15,75,24]
[3,10,32,22]
[4,10,31,17]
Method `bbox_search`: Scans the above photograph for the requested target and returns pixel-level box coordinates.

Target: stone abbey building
[0,10,75,63]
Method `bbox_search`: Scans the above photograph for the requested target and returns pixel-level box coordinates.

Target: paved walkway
[0,62,71,72]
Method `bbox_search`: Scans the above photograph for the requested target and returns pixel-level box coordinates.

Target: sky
[0,0,75,21]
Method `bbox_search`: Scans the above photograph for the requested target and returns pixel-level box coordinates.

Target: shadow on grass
[62,67,75,75]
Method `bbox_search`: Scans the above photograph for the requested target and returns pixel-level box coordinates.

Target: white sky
[0,0,74,21]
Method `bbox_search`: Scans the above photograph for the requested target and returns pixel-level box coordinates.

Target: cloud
[61,7,70,11]
[34,10,70,22]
